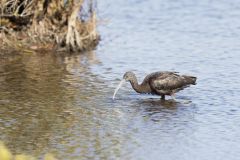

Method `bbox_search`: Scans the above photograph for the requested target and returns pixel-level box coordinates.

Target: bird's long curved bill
[112,79,125,100]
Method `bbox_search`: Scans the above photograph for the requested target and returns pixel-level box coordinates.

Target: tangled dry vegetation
[0,0,99,53]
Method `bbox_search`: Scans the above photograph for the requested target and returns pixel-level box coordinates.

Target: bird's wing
[149,73,188,91]
[142,71,178,84]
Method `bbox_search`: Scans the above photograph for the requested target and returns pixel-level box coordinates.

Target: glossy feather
[148,72,196,95]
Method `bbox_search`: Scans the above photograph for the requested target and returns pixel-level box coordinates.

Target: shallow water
[1,0,240,159]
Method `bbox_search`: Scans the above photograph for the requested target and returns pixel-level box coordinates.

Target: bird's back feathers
[145,71,197,95]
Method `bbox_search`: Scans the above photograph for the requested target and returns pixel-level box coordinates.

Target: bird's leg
[161,95,165,100]
[171,93,176,100]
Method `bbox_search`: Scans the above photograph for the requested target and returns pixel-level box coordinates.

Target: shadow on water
[0,51,104,157]
[0,51,151,159]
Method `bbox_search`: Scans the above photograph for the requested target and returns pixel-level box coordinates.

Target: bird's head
[123,71,135,82]
[113,71,136,100]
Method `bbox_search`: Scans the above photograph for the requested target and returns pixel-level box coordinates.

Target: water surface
[1,0,240,159]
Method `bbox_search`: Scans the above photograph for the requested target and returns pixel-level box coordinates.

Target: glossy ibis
[113,71,197,100]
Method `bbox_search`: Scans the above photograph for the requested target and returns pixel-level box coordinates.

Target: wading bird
[113,71,197,100]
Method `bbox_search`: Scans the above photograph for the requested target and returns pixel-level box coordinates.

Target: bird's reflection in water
[127,97,195,123]
[138,99,178,114]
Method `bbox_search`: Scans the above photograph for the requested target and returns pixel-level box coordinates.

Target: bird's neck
[130,76,149,93]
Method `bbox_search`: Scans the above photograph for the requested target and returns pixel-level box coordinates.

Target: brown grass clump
[0,0,99,53]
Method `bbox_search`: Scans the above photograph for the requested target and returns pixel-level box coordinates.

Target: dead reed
[0,0,99,53]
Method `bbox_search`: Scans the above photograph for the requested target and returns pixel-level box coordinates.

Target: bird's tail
[183,75,197,85]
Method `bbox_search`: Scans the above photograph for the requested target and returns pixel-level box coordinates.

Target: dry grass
[0,0,99,53]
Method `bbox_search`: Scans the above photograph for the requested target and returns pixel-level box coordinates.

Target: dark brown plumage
[114,71,197,100]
